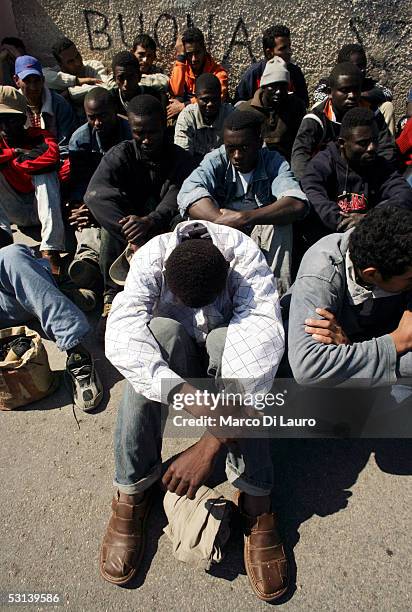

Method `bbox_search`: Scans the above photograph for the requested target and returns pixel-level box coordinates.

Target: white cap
[260,57,290,87]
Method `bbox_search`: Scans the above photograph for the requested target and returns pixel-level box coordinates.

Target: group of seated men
[1,23,412,602]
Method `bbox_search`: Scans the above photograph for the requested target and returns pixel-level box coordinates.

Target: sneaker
[66,351,103,412]
[68,257,101,289]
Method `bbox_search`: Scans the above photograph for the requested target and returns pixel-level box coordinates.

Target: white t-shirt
[238,171,253,194]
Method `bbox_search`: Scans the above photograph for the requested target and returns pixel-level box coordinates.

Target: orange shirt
[169,53,228,102]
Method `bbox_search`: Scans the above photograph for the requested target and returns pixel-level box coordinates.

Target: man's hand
[118,215,154,244]
[167,98,185,119]
[305,308,351,345]
[390,310,412,354]
[76,77,103,86]
[162,433,222,499]
[337,212,364,231]
[215,208,248,230]
[67,203,94,230]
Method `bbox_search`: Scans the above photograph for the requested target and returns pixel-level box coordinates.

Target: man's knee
[119,380,147,413]
[0,244,33,269]
[206,326,227,357]
[149,317,192,347]
[379,101,395,134]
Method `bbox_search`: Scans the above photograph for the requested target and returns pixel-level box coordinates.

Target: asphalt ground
[0,228,411,611]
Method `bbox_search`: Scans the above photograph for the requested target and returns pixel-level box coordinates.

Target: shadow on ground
[269,439,412,602]
[124,439,412,603]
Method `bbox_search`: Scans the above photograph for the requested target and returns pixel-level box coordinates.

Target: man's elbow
[285,198,308,222]
[84,188,101,214]
[293,198,308,219]
[290,159,306,182]
[289,357,316,385]
[177,197,188,218]
[289,347,334,386]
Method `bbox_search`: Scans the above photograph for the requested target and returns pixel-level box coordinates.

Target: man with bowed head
[101,219,289,602]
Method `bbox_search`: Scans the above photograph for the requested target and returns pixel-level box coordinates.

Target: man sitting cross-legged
[14,54,78,156]
[43,37,112,117]
[101,220,288,602]
[234,24,309,107]
[174,73,234,163]
[178,110,308,294]
[312,43,395,135]
[301,107,412,246]
[0,241,102,411]
[84,94,195,339]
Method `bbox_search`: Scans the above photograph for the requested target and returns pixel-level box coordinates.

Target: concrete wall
[5,0,412,115]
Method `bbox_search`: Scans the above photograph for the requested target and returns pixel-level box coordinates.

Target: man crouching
[101,220,288,602]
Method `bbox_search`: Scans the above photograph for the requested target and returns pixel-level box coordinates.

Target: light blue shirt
[177,144,308,220]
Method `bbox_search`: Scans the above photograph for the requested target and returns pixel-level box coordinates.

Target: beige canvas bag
[0,326,58,410]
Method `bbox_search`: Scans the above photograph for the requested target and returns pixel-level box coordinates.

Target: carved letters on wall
[84,9,257,65]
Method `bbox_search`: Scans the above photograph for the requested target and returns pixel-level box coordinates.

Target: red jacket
[0,127,61,193]
[396,117,412,167]
[169,53,228,103]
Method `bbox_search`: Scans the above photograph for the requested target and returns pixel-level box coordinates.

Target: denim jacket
[69,117,132,155]
[177,144,308,220]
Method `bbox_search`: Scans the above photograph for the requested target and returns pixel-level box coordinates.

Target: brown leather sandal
[234,491,288,602]
[99,489,153,585]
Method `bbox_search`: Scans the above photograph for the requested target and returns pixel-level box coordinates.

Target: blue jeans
[0,244,90,351]
[114,317,274,496]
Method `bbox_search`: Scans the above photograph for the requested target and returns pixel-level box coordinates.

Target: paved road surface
[0,229,411,611]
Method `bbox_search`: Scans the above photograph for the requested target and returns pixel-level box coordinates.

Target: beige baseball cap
[0,85,27,115]
[109,244,136,286]
[260,57,290,87]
